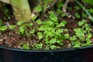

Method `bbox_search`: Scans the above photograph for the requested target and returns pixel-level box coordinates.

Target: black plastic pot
[0,46,93,62]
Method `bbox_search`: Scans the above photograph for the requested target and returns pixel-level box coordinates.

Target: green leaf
[46,31,54,37]
[78,20,86,26]
[75,13,80,19]
[50,45,57,50]
[43,21,54,26]
[4,8,9,16]
[31,15,37,21]
[0,20,2,27]
[57,40,63,46]
[46,27,53,31]
[70,36,77,41]
[56,29,63,35]
[37,32,43,40]
[82,38,92,46]
[83,0,93,5]
[57,9,62,14]
[49,38,56,44]
[36,19,42,25]
[10,25,15,30]
[17,21,23,25]
[0,26,7,31]
[38,26,45,31]
[73,41,81,48]
[58,3,63,8]
[23,43,30,50]
[64,34,69,39]
[34,43,43,49]
[57,21,67,27]
[88,8,93,14]
[30,30,35,34]
[87,33,92,39]
[49,11,57,22]
[29,23,33,27]
[35,5,42,12]
[79,37,85,41]
[82,13,87,18]
[74,28,84,37]
[19,26,25,35]
[75,6,80,10]
[86,38,91,44]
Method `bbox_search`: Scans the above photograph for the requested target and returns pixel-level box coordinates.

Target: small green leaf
[73,41,81,48]
[37,32,43,40]
[49,38,56,44]
[34,43,43,49]
[82,38,91,46]
[57,9,62,14]
[32,15,37,21]
[56,29,63,35]
[35,5,42,12]
[88,8,93,14]
[17,21,23,25]
[57,40,63,46]
[64,34,69,39]
[43,21,54,26]
[0,26,7,31]
[23,43,30,50]
[0,20,2,27]
[78,20,86,26]
[74,28,84,37]
[57,21,67,27]
[50,45,57,50]
[79,37,85,41]
[10,25,15,30]
[58,3,63,8]
[46,31,54,37]
[38,26,45,31]
[86,38,91,44]
[70,36,77,41]
[82,13,87,18]
[19,26,25,35]
[75,13,80,19]
[87,33,92,39]
[75,6,80,10]
[29,23,33,26]
[30,30,35,34]
[83,0,93,5]
[49,11,57,22]
[36,19,42,24]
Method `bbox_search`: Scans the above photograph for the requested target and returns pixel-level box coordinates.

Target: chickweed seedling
[35,5,42,12]
[0,26,7,31]
[75,12,80,19]
[37,32,43,40]
[22,43,30,50]
[49,11,58,22]
[71,19,92,48]
[9,25,15,30]
[34,43,43,50]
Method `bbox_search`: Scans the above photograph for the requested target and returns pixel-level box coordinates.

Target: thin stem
[75,0,93,21]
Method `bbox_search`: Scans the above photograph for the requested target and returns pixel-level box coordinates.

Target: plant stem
[75,0,93,21]
[0,0,32,22]
[10,0,31,22]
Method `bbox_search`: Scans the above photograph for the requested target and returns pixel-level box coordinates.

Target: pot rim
[0,45,93,52]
